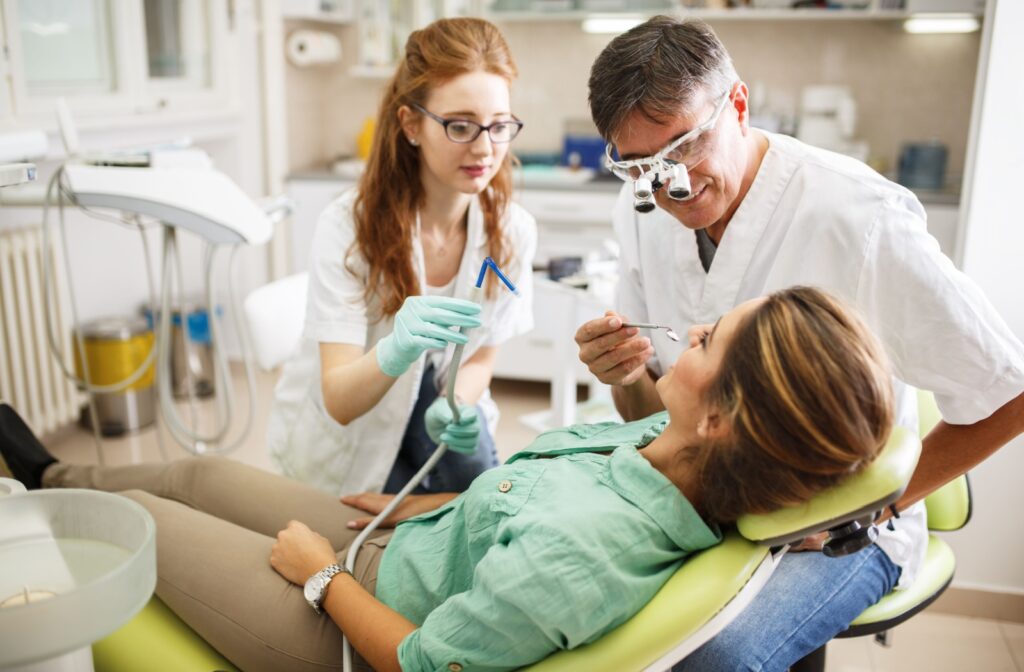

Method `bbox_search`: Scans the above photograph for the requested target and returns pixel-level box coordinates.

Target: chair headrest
[736,426,921,547]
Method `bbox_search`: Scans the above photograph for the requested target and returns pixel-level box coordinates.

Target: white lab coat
[614,131,1024,587]
[267,189,537,496]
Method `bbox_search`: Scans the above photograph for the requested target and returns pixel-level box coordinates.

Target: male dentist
[575,15,1024,671]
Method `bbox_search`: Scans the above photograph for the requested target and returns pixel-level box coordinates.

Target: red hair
[349,18,518,317]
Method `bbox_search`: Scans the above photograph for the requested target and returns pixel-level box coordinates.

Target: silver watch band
[309,563,349,614]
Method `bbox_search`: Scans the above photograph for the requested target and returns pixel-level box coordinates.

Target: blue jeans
[383,364,498,495]
[674,544,901,672]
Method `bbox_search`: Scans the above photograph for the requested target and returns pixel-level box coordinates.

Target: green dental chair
[91,421,925,672]
[90,275,957,671]
[792,390,972,672]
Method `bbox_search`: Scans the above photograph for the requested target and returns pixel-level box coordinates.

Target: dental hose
[341,258,518,672]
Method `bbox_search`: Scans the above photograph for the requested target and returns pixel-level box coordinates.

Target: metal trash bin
[143,304,216,399]
[73,317,156,435]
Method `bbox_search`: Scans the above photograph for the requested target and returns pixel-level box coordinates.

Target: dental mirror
[623,322,681,342]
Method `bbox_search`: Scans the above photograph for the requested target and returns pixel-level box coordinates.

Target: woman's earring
[408,137,419,147]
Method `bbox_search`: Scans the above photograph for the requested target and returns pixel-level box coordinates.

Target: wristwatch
[303,563,348,614]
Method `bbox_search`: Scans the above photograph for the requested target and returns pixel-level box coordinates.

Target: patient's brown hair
[695,287,894,523]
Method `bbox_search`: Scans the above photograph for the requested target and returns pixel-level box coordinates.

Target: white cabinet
[514,186,619,265]
[285,175,617,389]
[922,202,960,262]
[492,273,608,383]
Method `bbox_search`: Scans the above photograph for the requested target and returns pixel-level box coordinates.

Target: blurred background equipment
[797,85,869,162]
[898,140,949,190]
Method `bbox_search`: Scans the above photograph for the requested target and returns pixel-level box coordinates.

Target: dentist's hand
[376,296,482,377]
[575,311,654,386]
[424,397,481,455]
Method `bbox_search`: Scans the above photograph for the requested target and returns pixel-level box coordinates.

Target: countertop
[287,167,961,205]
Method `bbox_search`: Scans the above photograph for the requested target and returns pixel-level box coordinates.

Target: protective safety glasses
[413,103,524,144]
[604,89,732,181]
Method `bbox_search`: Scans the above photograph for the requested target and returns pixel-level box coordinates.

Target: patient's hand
[270,520,338,586]
[341,492,458,530]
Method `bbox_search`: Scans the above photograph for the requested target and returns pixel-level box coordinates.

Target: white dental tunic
[614,131,1024,588]
[267,189,537,496]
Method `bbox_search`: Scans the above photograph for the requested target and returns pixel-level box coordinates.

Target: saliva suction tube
[341,257,518,672]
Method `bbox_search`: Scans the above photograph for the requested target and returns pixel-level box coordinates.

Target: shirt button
[497,479,513,493]
[448,663,463,672]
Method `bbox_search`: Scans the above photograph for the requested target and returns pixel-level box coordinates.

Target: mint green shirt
[375,413,722,672]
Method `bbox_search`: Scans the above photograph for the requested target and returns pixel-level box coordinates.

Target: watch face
[304,575,323,603]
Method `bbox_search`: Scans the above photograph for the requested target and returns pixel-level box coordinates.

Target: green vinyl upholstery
[832,389,971,637]
[918,390,972,532]
[92,595,238,672]
[737,427,920,546]
[521,532,769,672]
[844,535,955,634]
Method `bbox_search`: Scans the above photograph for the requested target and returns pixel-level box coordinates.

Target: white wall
[943,0,1024,595]
[283,18,981,191]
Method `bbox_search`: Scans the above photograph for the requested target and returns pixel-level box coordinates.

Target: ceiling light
[582,17,644,34]
[903,13,980,34]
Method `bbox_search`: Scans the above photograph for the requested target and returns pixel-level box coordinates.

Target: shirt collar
[599,445,722,552]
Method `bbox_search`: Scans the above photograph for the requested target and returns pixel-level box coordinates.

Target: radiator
[0,225,81,435]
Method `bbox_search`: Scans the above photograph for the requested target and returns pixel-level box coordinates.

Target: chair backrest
[917,389,972,531]
[243,272,309,371]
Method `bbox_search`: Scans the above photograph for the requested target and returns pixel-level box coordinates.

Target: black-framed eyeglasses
[412,103,523,144]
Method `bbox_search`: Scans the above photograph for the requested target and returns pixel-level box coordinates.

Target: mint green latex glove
[376,296,481,377]
[425,397,481,455]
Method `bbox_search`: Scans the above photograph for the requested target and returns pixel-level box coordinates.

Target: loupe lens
[633,177,653,200]
[667,164,691,200]
[634,193,656,213]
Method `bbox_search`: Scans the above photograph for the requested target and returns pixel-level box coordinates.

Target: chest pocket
[466,462,547,532]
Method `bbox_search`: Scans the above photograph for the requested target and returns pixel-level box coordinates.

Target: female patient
[3,287,894,672]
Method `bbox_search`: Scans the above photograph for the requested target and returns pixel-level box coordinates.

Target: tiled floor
[32,368,1024,672]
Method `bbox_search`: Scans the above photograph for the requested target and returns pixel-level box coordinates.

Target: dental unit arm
[62,163,273,245]
[44,154,283,461]
[341,257,519,672]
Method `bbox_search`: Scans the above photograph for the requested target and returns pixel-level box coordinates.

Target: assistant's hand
[270,520,338,586]
[424,397,480,455]
[376,296,482,377]
[791,532,828,553]
[340,492,459,530]
[575,311,654,386]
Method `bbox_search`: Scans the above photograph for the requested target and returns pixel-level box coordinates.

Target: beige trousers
[44,457,390,672]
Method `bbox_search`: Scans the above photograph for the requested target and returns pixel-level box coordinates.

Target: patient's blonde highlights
[350,18,517,317]
[695,287,894,523]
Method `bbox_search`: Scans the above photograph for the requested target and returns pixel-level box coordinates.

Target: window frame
[0,0,234,126]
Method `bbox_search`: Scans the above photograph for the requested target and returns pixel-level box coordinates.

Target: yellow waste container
[73,317,155,435]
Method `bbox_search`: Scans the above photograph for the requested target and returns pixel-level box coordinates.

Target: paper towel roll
[0,130,47,162]
[287,30,341,67]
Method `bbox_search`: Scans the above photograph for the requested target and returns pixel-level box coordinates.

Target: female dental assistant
[268,18,536,496]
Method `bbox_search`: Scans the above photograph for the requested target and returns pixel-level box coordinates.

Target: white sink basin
[0,489,156,668]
